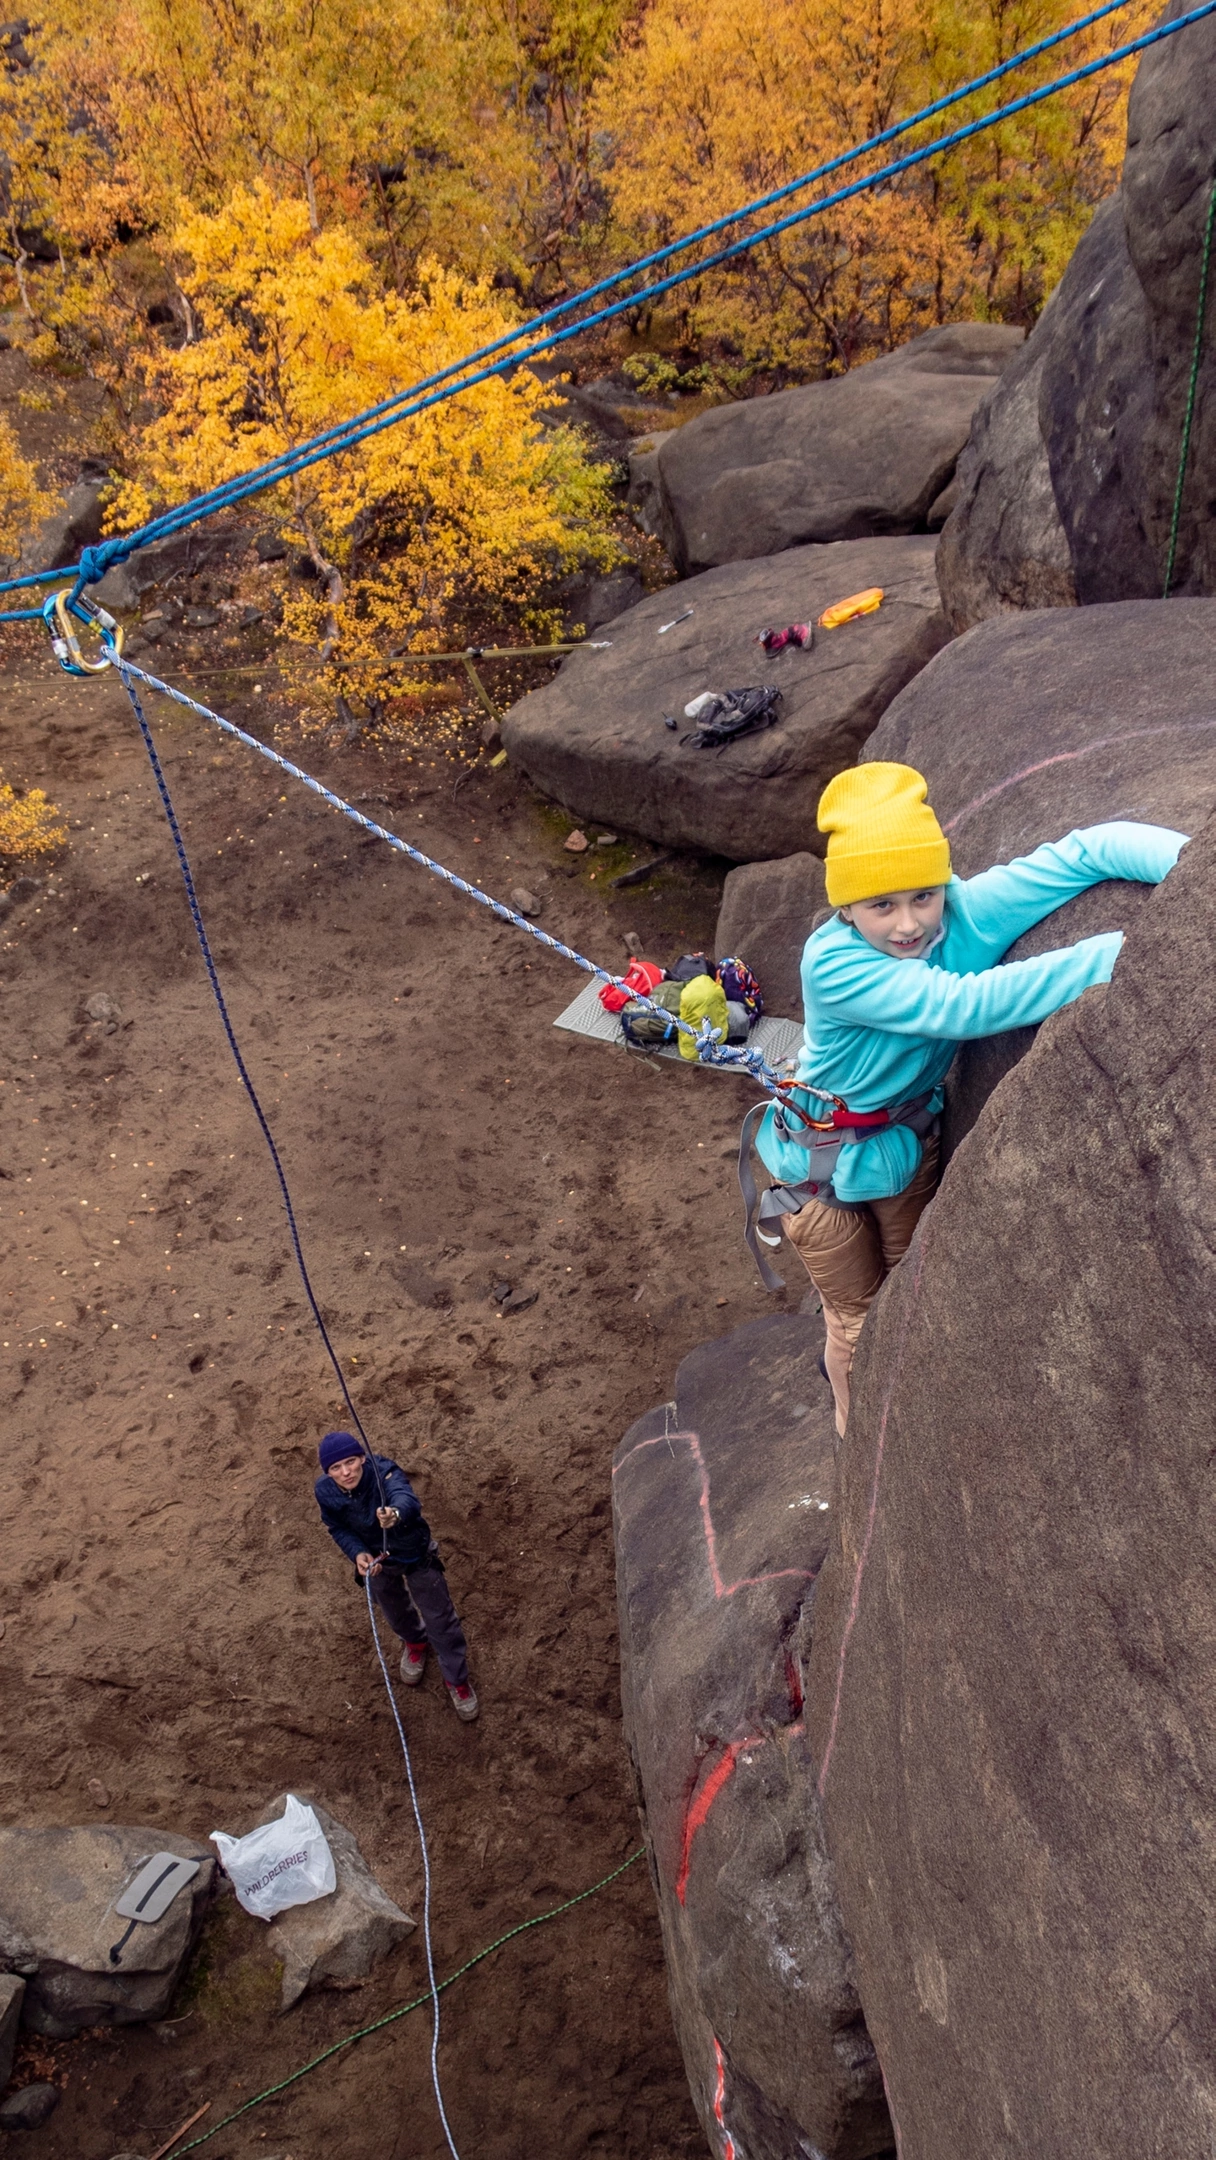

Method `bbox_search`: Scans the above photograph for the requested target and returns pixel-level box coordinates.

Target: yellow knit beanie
[818,762,951,906]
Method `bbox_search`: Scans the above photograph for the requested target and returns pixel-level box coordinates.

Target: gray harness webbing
[738,1091,938,1292]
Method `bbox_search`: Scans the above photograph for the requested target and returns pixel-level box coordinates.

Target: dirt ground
[0,634,800,2160]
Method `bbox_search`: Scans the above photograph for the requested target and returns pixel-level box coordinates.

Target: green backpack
[620,979,684,1049]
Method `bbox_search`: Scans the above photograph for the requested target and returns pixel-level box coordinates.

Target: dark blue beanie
[319,1430,363,1473]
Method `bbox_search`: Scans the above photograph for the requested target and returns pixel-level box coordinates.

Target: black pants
[370,1561,469,1688]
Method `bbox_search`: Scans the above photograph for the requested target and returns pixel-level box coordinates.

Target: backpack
[681,685,783,750]
[620,979,684,1049]
[716,954,763,1020]
[668,951,712,985]
[599,957,665,1015]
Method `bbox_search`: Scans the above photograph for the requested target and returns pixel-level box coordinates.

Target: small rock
[623,931,644,955]
[492,1280,512,1304]
[0,2083,61,2131]
[84,991,124,1032]
[509,887,539,916]
[251,1794,413,2009]
[181,606,220,629]
[563,829,589,853]
[501,1288,538,1316]
[0,874,41,918]
[254,532,288,561]
[595,831,619,847]
[87,1778,110,1808]
[479,718,504,754]
[237,605,263,628]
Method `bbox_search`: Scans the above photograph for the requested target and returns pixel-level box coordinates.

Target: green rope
[163,1847,645,2157]
[1163,172,1216,597]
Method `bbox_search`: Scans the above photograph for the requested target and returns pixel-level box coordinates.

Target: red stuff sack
[599,958,665,1014]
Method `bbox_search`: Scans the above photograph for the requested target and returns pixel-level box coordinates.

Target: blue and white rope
[109,652,807,1096]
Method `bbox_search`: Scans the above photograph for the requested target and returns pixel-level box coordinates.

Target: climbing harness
[3,1,1214,620]
[1163,170,1216,598]
[737,1089,940,1292]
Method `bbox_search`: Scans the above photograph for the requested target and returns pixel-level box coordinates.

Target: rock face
[0,1825,215,2037]
[714,853,827,1019]
[861,596,1216,1147]
[806,804,1216,2160]
[254,1794,413,2009]
[650,325,1023,575]
[502,537,950,861]
[935,319,1077,634]
[938,4,1216,627]
[0,1972,24,2088]
[615,1314,894,2160]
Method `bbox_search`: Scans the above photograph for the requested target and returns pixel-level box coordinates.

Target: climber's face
[840,885,946,960]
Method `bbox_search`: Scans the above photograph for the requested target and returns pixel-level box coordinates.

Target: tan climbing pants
[782,1137,940,1437]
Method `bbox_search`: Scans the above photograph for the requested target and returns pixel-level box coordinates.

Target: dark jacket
[314,1453,433,1573]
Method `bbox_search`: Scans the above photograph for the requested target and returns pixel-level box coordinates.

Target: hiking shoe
[400,1642,427,1686]
[447,1681,479,1722]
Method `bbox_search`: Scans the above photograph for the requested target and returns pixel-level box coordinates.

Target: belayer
[315,1432,479,1721]
[748,762,1186,1434]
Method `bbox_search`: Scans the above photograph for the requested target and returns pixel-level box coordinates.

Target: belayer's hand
[376,1506,400,1529]
[356,1551,381,1578]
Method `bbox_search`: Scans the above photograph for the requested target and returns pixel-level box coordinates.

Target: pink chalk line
[943,718,1216,836]
[816,1235,929,1799]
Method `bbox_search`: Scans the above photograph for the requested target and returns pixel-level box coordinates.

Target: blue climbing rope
[2,0,1213,617]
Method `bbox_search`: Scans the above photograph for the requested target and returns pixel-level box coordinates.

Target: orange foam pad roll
[818,586,884,629]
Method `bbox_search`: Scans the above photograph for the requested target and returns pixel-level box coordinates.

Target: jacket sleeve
[315,1484,366,1565]
[957,822,1188,956]
[382,1460,422,1527]
[813,931,1124,1041]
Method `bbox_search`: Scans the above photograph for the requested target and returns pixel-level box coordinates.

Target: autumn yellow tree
[109,185,620,688]
[591,0,1153,374]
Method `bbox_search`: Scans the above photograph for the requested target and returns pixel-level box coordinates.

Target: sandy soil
[0,636,796,2160]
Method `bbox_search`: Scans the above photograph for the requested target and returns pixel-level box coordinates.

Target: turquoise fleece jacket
[756,821,1186,1202]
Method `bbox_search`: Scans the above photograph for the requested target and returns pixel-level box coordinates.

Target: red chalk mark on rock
[676,1738,755,1904]
[613,1426,816,1600]
[712,2035,739,2159]
[676,1719,805,1905]
[616,1425,817,1902]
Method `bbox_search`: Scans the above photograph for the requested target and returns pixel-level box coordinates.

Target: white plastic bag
[210,1793,336,1921]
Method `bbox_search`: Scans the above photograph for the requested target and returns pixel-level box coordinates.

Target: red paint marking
[677,1717,805,1905]
[712,2036,739,2160]
[616,1424,817,1900]
[817,1237,929,1798]
[676,1739,753,1903]
[943,718,1216,837]
[613,1427,816,1600]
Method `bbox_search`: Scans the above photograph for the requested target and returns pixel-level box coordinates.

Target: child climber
[751,762,1186,1435]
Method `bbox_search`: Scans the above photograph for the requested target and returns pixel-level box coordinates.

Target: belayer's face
[841,886,946,961]
[328,1454,365,1491]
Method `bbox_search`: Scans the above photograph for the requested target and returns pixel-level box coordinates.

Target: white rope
[365,1572,461,2160]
